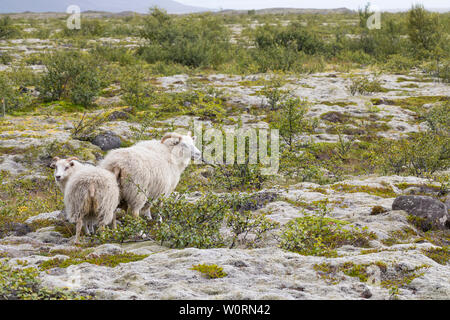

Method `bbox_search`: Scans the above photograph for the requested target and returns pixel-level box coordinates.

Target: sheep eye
[65,166,69,171]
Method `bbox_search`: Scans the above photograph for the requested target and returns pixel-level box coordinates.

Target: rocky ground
[0,174,449,299]
[0,68,449,300]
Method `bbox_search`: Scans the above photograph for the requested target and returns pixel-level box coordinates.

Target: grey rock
[361,288,372,299]
[26,230,68,245]
[91,131,121,151]
[86,244,124,258]
[108,110,130,121]
[392,196,449,229]
[10,223,33,236]
[25,211,64,224]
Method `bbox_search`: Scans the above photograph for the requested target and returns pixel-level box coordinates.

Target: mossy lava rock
[392,195,449,229]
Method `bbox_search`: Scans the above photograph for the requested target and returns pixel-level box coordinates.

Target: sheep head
[161,132,201,162]
[50,157,81,184]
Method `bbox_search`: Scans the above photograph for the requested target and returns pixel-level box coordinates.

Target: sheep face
[50,157,81,184]
[162,132,202,161]
[180,134,202,161]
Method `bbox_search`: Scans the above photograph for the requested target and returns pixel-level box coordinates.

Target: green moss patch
[381,227,418,246]
[422,246,449,265]
[39,252,148,270]
[330,184,397,198]
[371,96,449,113]
[191,264,227,279]
[379,265,429,289]
[370,205,388,215]
[319,101,357,107]
[313,261,429,291]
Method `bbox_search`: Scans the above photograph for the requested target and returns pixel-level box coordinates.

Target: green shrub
[225,193,279,248]
[254,22,324,55]
[120,65,155,109]
[38,51,103,106]
[406,133,449,176]
[280,202,376,257]
[260,76,288,111]
[425,102,450,136]
[383,54,417,72]
[380,133,449,176]
[91,45,137,66]
[62,18,105,37]
[153,193,229,248]
[0,72,33,115]
[184,88,227,121]
[94,215,155,244]
[279,149,329,184]
[139,9,231,68]
[348,75,387,95]
[212,163,269,192]
[70,111,110,141]
[0,260,88,300]
[407,5,442,58]
[0,52,13,65]
[0,16,18,39]
[250,47,312,73]
[270,97,309,151]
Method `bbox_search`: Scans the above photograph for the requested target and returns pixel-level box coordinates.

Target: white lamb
[50,157,119,244]
[99,132,201,219]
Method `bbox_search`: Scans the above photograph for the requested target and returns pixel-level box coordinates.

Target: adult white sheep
[50,157,119,244]
[99,132,201,219]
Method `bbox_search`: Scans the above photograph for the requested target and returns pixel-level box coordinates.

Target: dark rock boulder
[91,131,121,151]
[392,195,449,229]
[235,191,279,212]
[11,223,33,236]
[108,110,130,121]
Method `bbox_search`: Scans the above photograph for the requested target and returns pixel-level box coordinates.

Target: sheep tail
[88,183,98,214]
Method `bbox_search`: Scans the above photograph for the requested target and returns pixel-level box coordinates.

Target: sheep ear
[161,133,172,144]
[187,131,192,137]
[50,157,59,169]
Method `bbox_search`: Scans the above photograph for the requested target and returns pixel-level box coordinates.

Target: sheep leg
[89,221,95,234]
[75,218,83,245]
[126,205,138,218]
[131,210,140,218]
[112,212,117,229]
[83,222,91,236]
